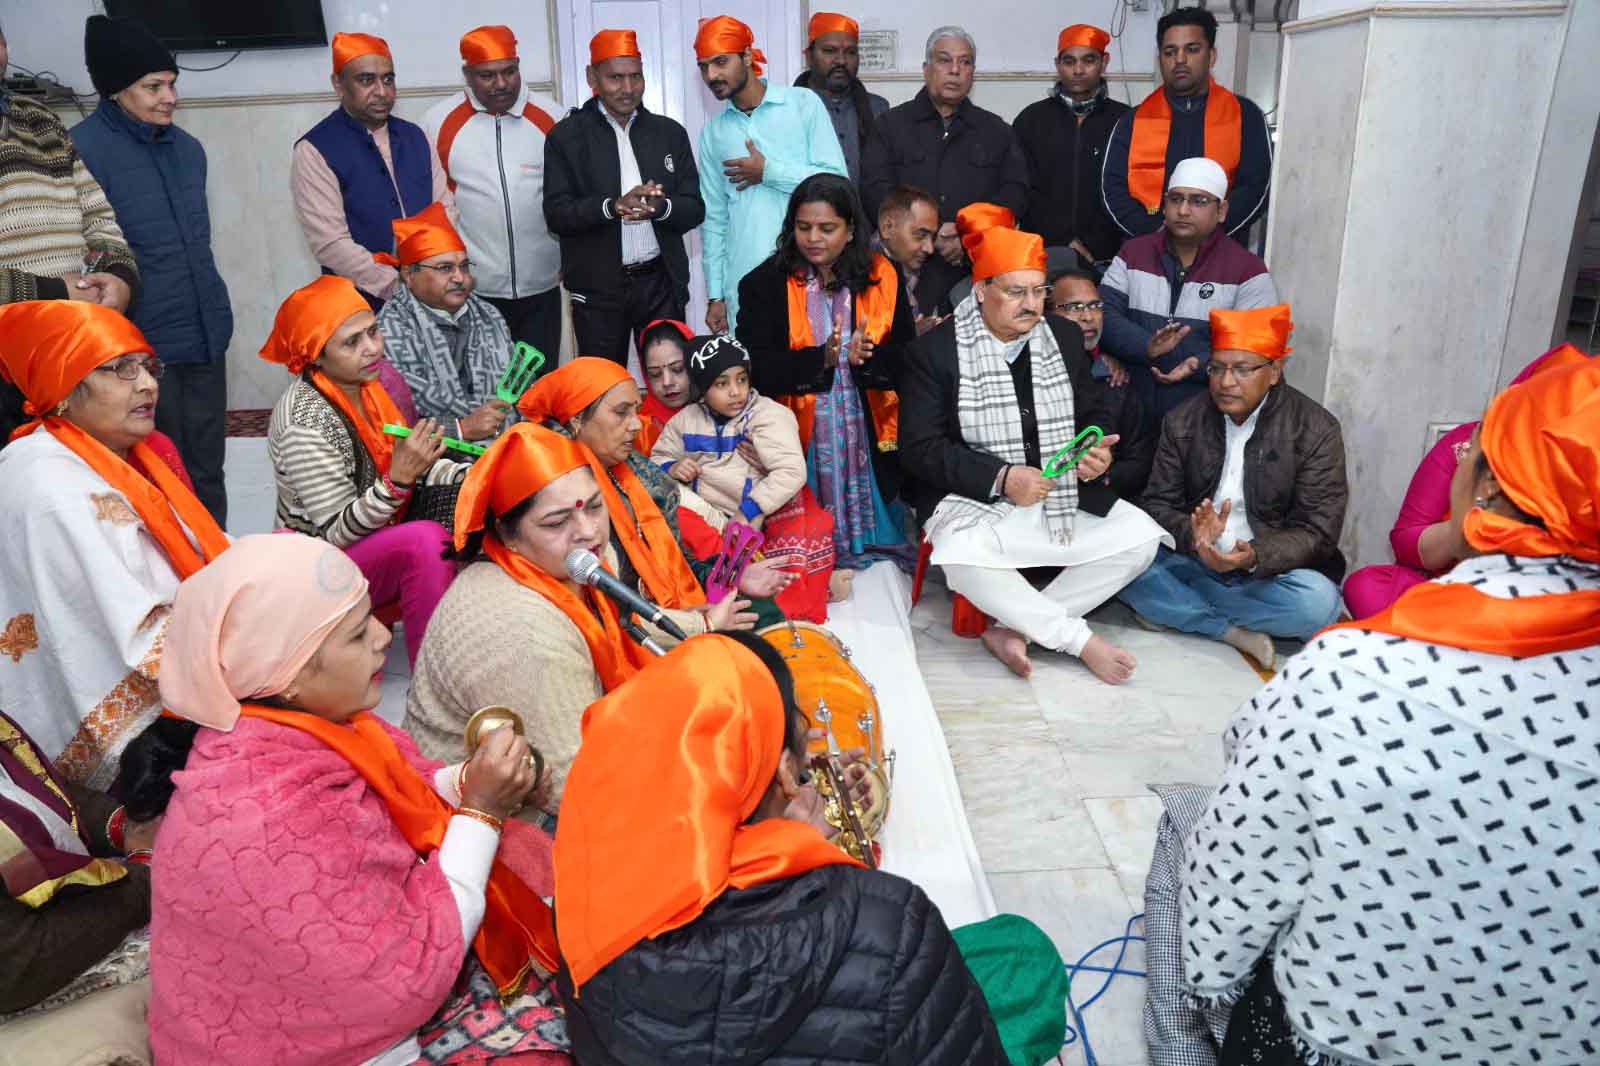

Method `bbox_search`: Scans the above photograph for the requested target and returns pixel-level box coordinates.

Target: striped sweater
[0,96,139,303]
[268,375,466,547]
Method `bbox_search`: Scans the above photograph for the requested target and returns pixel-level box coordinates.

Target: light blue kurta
[696,81,847,330]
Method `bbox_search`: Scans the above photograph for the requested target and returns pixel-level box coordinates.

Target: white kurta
[0,432,200,787]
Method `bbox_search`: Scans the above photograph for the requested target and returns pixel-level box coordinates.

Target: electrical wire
[1059,913,1147,1066]
[178,51,242,73]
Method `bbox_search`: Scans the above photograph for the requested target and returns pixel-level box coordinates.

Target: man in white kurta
[899,217,1167,683]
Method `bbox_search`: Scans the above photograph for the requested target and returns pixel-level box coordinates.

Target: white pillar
[1264,0,1595,572]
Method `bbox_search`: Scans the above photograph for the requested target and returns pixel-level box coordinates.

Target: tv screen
[102,0,328,53]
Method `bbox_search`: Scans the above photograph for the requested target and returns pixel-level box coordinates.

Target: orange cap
[1208,304,1294,361]
[0,301,152,417]
[258,276,373,376]
[373,201,466,268]
[956,202,1017,247]
[517,356,635,425]
[967,227,1047,282]
[330,31,391,75]
[459,25,518,66]
[694,15,765,75]
[1469,346,1600,562]
[808,12,860,42]
[1057,24,1111,54]
[589,29,641,66]
[453,422,595,547]
[554,635,860,991]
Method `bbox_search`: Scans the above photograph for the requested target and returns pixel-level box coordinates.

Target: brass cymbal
[463,705,524,756]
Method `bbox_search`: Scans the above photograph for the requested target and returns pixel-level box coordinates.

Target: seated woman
[149,533,567,1066]
[736,172,918,580]
[261,275,465,666]
[0,301,228,786]
[1181,349,1600,1065]
[1342,343,1584,619]
[518,357,796,628]
[406,423,756,820]
[652,335,839,621]
[553,632,1007,1064]
[634,319,695,456]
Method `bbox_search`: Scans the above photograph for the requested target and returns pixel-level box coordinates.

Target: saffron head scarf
[259,275,372,377]
[808,12,860,41]
[589,29,640,66]
[519,359,707,610]
[160,533,369,732]
[554,635,860,991]
[331,32,391,75]
[374,201,466,268]
[695,15,765,74]
[956,202,1046,282]
[460,24,517,65]
[1209,304,1293,360]
[0,300,150,418]
[1057,24,1111,54]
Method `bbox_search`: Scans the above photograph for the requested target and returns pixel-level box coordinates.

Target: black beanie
[687,334,751,393]
[85,15,177,99]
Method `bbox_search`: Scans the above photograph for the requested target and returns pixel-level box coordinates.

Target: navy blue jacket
[71,101,232,365]
[299,108,433,263]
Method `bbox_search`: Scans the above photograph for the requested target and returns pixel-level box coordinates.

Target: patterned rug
[225,409,271,438]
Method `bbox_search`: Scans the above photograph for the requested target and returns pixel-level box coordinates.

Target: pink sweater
[149,716,464,1066]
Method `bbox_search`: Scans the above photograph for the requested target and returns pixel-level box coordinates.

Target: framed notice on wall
[857,30,897,74]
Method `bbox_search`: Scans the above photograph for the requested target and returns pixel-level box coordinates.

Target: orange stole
[1323,579,1600,660]
[26,418,228,578]
[309,369,403,478]
[782,255,901,453]
[1127,79,1242,214]
[237,705,559,996]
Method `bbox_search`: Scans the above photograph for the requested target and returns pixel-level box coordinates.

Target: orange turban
[454,422,593,547]
[695,16,765,75]
[259,276,372,376]
[808,12,860,41]
[331,31,390,75]
[957,204,1044,282]
[517,356,634,425]
[1470,346,1599,563]
[0,301,151,417]
[459,25,517,65]
[554,635,860,991]
[1058,24,1111,54]
[1209,304,1293,361]
[589,29,641,66]
[373,201,466,268]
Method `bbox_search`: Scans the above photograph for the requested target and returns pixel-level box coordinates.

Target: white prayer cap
[1167,157,1228,200]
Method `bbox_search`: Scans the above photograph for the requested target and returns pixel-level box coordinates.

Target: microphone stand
[619,615,668,657]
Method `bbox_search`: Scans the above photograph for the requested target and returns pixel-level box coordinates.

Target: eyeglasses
[1051,300,1104,314]
[992,283,1049,302]
[412,259,473,277]
[95,356,163,381]
[1205,361,1269,380]
[1164,192,1218,209]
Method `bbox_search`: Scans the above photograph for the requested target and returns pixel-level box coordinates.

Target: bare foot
[1080,633,1136,685]
[1222,625,1275,669]
[828,569,855,602]
[979,625,1032,678]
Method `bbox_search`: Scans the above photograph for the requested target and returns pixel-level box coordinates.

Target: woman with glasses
[0,301,229,786]
[734,172,918,577]
[262,275,467,668]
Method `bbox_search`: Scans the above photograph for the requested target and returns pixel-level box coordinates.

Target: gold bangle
[455,806,503,832]
[454,762,469,802]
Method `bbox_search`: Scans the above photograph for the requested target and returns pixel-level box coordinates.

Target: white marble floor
[910,578,1264,1066]
[223,438,1266,1064]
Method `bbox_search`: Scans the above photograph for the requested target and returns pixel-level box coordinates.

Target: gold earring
[52,400,68,416]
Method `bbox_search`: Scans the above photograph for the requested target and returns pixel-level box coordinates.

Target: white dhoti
[930,498,1170,655]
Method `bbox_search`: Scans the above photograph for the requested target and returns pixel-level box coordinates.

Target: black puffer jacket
[558,864,1006,1066]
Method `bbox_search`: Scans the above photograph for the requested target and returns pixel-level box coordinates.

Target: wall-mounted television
[102,0,328,53]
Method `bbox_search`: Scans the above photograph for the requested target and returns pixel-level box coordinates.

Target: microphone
[564,548,689,642]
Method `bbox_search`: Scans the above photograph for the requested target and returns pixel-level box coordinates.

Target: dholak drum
[758,620,891,864]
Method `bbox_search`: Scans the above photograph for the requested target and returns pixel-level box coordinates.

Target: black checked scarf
[377,286,515,426]
[1181,552,1600,1066]
[933,290,1077,544]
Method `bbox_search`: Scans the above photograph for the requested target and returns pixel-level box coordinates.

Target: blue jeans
[1116,547,1341,640]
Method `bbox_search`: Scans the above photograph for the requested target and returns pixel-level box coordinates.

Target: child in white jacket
[651,336,842,619]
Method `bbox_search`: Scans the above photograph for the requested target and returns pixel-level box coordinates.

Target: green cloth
[953,914,1069,1066]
